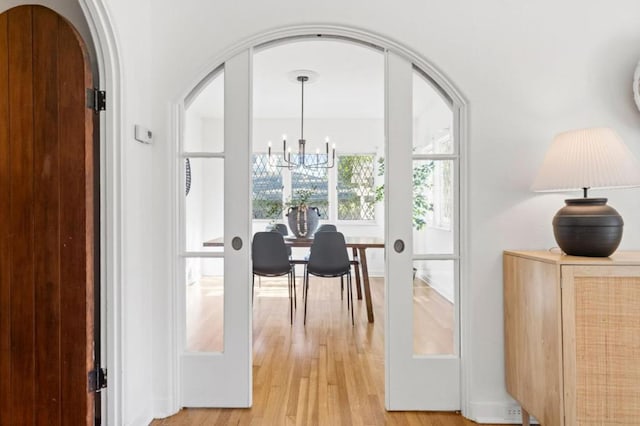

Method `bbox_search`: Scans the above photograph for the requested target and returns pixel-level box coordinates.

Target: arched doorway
[173,27,466,414]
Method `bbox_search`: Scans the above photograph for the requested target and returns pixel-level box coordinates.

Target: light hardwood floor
[153,276,495,425]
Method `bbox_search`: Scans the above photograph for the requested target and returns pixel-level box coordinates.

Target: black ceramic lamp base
[552,198,623,257]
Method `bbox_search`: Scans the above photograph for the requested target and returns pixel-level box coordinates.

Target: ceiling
[188,38,444,120]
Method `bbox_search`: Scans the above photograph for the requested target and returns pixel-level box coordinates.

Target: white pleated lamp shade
[531,127,640,192]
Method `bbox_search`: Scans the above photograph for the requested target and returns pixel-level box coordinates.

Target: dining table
[203,235,384,323]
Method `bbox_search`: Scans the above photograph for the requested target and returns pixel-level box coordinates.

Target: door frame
[168,24,469,417]
[76,2,124,425]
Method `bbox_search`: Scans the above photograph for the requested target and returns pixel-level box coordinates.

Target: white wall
[101,0,154,425]
[145,0,640,423]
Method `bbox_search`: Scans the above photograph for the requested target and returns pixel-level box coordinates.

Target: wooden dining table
[203,235,384,322]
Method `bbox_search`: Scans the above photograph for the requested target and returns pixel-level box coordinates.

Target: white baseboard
[125,409,153,426]
[415,272,454,303]
[368,269,384,278]
[467,401,539,424]
[152,398,180,421]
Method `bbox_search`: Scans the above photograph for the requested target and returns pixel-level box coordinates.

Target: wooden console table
[504,250,640,425]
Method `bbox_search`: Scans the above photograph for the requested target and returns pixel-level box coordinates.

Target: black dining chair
[256,223,293,289]
[303,223,337,291]
[314,223,337,234]
[304,231,354,325]
[311,223,359,300]
[272,223,289,236]
[252,231,296,324]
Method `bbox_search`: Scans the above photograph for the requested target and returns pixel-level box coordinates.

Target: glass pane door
[385,52,460,410]
[180,50,252,407]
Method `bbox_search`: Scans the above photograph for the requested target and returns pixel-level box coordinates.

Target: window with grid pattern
[337,155,375,221]
[252,154,283,219]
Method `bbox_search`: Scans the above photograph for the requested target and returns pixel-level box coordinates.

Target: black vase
[552,198,623,257]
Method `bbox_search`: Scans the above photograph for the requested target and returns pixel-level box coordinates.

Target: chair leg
[303,264,308,299]
[292,270,297,309]
[289,272,293,325]
[344,275,349,310]
[349,273,354,325]
[304,271,309,325]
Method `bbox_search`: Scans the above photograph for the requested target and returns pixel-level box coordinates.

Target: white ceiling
[188,38,444,120]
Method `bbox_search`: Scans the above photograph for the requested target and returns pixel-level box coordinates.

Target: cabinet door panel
[562,265,640,425]
[503,254,563,425]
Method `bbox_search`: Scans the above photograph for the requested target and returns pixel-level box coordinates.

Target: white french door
[175,37,462,411]
[179,49,253,407]
[385,50,460,410]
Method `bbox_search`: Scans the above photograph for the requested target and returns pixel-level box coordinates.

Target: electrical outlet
[506,406,522,418]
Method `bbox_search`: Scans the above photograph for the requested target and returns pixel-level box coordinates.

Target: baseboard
[125,408,153,426]
[415,273,454,303]
[152,398,180,421]
[368,269,384,278]
[467,401,539,424]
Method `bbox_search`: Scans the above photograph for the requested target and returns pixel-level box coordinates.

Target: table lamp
[531,127,640,256]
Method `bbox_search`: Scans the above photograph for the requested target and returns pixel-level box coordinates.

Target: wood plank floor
[153,277,500,425]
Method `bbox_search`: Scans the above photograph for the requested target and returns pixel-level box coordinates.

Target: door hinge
[86,88,106,112]
[88,367,107,392]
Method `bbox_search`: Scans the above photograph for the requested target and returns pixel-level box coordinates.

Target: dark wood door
[0,5,96,425]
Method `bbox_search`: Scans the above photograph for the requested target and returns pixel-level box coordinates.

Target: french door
[179,49,252,406]
[385,50,460,410]
[176,40,461,411]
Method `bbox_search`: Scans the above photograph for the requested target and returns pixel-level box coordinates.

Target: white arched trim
[180,25,466,111]
[78,1,124,425]
[171,24,470,418]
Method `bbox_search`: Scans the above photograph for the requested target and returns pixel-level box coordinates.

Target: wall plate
[135,124,153,144]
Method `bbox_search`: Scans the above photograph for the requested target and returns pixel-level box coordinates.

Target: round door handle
[231,237,243,251]
[393,239,405,253]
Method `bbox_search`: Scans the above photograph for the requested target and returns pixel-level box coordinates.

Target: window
[337,155,375,220]
[251,153,376,222]
[252,154,283,219]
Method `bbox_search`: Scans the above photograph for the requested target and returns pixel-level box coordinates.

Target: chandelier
[268,73,336,169]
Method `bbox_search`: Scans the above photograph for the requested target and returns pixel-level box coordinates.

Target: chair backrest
[315,223,337,233]
[307,231,350,277]
[270,223,292,256]
[252,232,291,275]
[272,223,288,236]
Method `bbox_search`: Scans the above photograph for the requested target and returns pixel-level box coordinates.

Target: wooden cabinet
[504,251,640,426]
